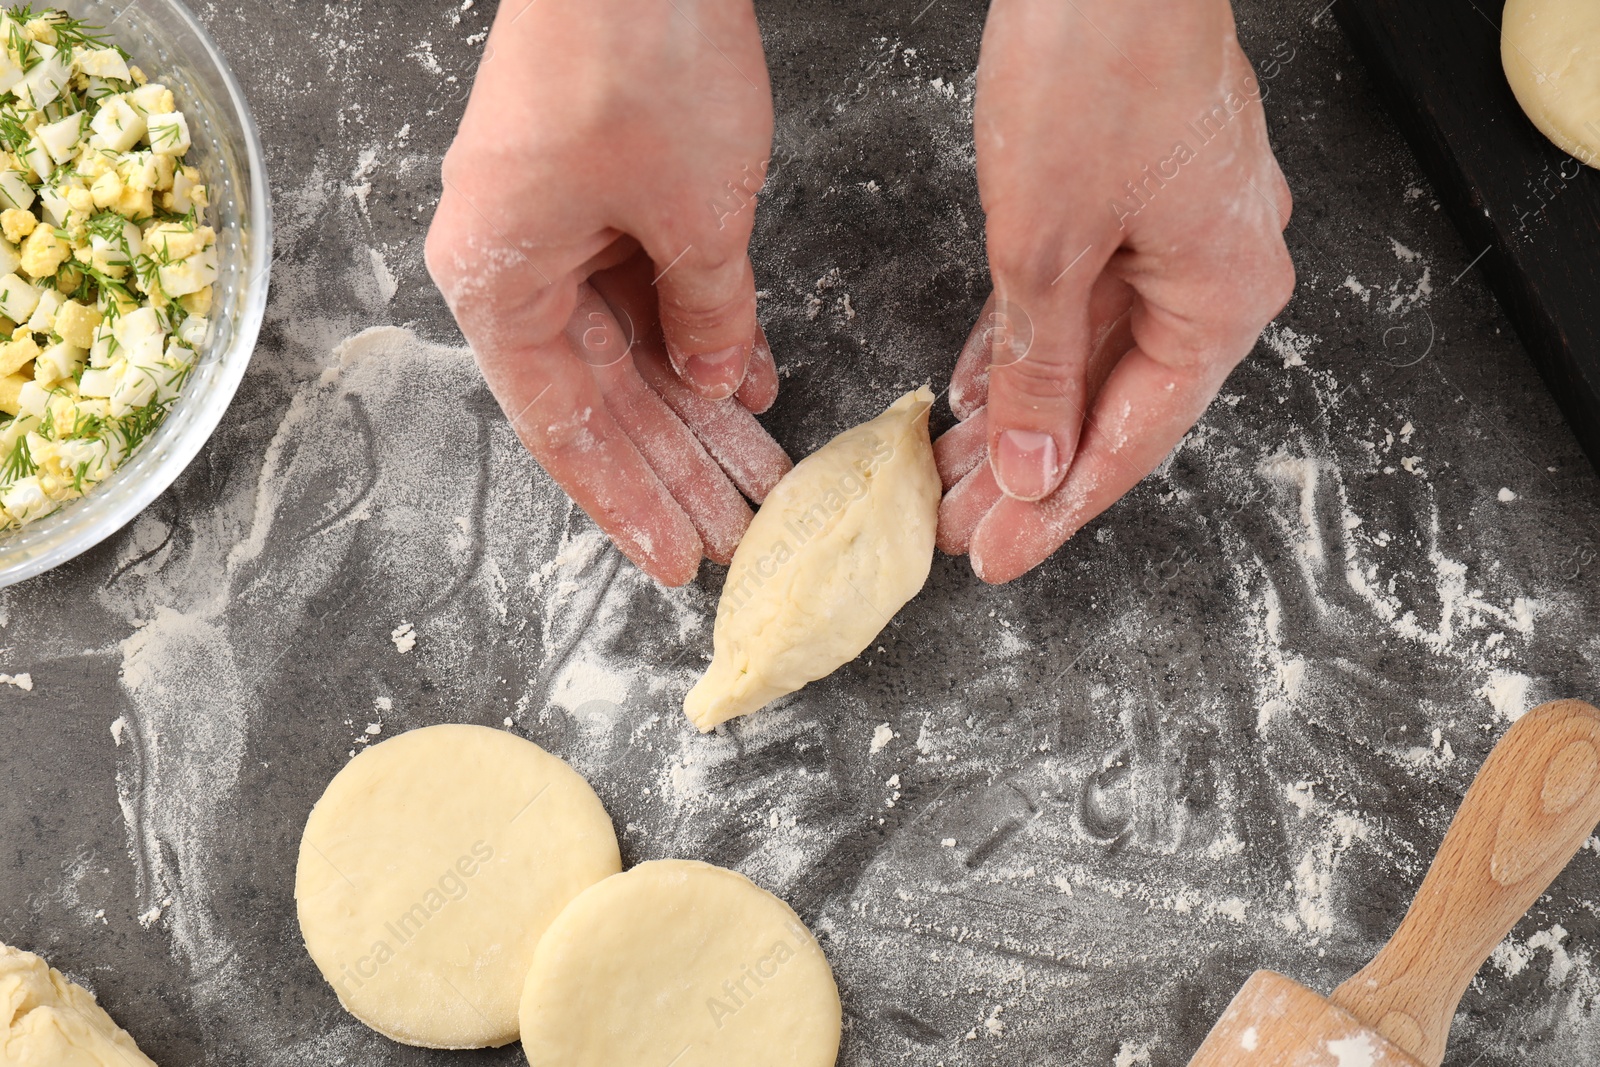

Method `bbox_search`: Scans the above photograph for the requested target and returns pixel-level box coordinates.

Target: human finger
[937,460,1004,557]
[592,258,792,503]
[648,240,761,402]
[969,348,1225,584]
[569,284,753,564]
[933,404,988,490]
[949,291,999,421]
[426,199,706,584]
[487,334,706,586]
[632,342,792,504]
[735,322,779,414]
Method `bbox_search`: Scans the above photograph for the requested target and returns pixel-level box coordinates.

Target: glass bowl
[0,0,270,588]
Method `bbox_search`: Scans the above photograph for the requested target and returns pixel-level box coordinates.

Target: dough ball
[0,942,158,1065]
[685,386,939,730]
[295,724,621,1049]
[1503,0,1600,166]
[519,859,841,1067]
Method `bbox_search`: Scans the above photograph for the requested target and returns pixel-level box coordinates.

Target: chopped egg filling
[0,6,213,531]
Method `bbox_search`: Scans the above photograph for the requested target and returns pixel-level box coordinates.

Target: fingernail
[994,429,1060,501]
[684,345,744,399]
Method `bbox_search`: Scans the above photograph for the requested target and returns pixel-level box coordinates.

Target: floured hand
[938,0,1296,583]
[426,0,788,586]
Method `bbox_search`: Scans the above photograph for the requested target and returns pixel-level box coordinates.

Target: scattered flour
[368,248,397,303]
[1479,670,1533,722]
[551,657,633,734]
[1529,925,1575,985]
[1262,325,1317,369]
[342,148,378,217]
[1327,1033,1378,1067]
[1112,1041,1152,1066]
[389,621,416,653]
[1341,275,1372,303]
[1493,937,1536,978]
[1390,238,1422,263]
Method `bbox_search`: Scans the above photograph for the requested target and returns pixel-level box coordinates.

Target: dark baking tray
[1336,0,1600,470]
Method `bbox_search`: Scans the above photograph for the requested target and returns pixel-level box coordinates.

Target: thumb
[983,284,1093,502]
[650,244,759,401]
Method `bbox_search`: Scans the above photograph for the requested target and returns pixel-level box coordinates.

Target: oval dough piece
[1503,0,1600,167]
[684,386,939,730]
[519,859,841,1067]
[295,724,621,1049]
[0,942,158,1065]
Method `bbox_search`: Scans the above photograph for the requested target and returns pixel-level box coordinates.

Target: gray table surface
[5,0,1600,1064]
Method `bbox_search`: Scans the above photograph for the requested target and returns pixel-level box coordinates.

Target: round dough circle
[519,859,841,1067]
[295,724,620,1049]
[1503,0,1600,166]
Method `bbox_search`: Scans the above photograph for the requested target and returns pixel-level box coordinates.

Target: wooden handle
[1331,699,1600,1066]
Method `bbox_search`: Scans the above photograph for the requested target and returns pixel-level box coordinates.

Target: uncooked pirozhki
[684,386,940,730]
[519,859,841,1067]
[294,724,621,1049]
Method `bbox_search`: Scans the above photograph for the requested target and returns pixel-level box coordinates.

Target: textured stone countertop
[4,1,1600,1064]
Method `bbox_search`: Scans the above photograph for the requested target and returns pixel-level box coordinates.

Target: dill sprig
[131,252,159,294]
[5,19,38,75]
[152,202,197,228]
[59,403,102,440]
[30,398,54,438]
[80,261,133,305]
[0,107,31,156]
[109,395,174,454]
[48,13,115,56]
[0,431,35,482]
[85,208,126,242]
[4,7,121,63]
[149,119,181,148]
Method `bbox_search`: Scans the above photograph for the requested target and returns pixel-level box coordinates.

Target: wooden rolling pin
[1187,698,1600,1067]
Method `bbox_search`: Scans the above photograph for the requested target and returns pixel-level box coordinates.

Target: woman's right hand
[427,0,791,586]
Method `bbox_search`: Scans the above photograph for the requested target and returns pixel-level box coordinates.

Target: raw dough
[1503,0,1600,167]
[295,724,621,1049]
[519,859,841,1067]
[0,942,158,1066]
[684,386,939,730]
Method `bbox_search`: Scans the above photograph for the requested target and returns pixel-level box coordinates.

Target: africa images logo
[719,433,896,618]
[702,920,816,1032]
